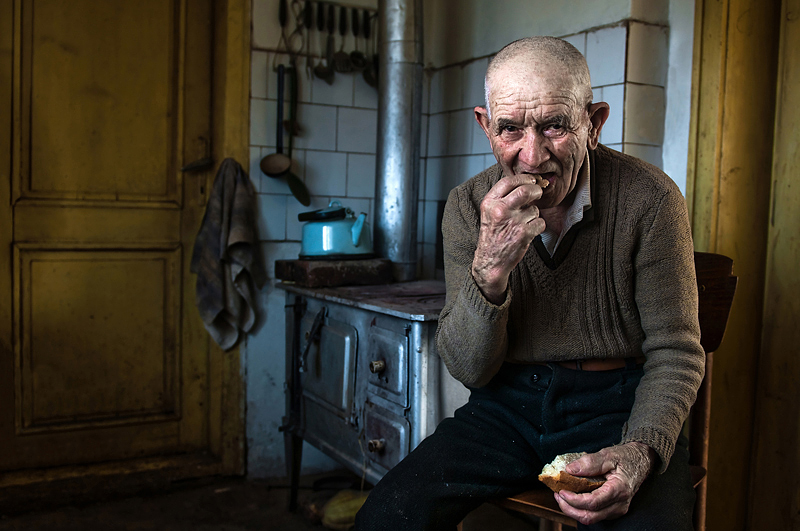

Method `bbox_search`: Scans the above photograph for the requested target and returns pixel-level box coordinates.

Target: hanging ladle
[260,65,310,206]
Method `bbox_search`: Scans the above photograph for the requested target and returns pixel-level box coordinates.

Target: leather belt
[554,356,646,371]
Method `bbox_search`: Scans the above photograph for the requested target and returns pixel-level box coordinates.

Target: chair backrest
[689,252,738,531]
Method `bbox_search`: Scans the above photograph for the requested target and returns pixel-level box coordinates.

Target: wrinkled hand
[472,174,546,304]
[554,442,656,525]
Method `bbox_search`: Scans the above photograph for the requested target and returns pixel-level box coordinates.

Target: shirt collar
[538,152,592,256]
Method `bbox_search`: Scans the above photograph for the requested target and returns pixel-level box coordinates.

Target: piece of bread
[531,174,550,188]
[538,452,606,493]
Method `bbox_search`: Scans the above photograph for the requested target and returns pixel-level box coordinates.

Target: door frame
[686,0,782,529]
[0,0,250,502]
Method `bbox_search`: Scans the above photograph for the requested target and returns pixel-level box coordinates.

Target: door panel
[15,245,180,433]
[17,0,180,202]
[1,0,218,472]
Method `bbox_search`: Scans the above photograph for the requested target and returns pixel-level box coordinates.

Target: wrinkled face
[477,66,602,209]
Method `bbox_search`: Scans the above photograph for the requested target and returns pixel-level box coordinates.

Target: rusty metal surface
[275,258,393,288]
[277,280,446,321]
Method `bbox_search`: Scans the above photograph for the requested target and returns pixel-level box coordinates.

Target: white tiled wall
[246,0,379,478]
[420,21,670,274]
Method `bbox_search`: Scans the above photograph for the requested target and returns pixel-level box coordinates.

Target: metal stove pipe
[374,0,423,282]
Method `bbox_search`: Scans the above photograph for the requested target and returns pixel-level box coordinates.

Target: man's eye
[544,124,566,137]
[501,125,519,133]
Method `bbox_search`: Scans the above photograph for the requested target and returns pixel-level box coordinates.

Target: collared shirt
[538,153,592,256]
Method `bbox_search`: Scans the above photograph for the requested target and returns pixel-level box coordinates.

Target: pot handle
[351,213,366,247]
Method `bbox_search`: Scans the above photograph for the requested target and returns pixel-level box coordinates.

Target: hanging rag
[191,158,266,350]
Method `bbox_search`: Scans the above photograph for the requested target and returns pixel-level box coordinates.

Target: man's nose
[518,132,550,168]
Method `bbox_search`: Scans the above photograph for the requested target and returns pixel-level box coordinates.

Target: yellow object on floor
[321,489,369,531]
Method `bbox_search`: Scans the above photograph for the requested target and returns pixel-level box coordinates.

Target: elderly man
[355,37,702,530]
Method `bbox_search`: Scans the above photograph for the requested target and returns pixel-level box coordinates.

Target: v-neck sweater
[436,144,704,469]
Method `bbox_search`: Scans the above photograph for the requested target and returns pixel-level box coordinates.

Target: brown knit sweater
[436,144,704,469]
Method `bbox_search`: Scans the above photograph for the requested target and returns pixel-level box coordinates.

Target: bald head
[484,37,593,118]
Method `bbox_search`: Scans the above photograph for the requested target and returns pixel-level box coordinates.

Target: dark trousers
[354,362,695,531]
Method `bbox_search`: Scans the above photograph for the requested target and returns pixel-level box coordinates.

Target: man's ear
[587,102,610,149]
[474,106,492,138]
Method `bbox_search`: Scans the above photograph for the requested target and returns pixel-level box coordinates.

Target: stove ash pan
[280,282,469,495]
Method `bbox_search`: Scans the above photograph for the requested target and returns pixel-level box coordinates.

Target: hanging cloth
[191,158,266,350]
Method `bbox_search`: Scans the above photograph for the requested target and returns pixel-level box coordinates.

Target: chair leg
[539,519,563,531]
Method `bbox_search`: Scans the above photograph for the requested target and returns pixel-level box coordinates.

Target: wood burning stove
[278,280,468,510]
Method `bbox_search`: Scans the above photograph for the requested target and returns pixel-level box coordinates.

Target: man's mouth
[524,172,556,189]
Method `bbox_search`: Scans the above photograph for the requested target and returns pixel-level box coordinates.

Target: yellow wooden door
[0,0,230,473]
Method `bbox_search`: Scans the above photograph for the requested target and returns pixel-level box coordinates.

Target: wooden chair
[465,252,738,531]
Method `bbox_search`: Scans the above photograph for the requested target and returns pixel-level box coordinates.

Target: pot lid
[298,203,347,222]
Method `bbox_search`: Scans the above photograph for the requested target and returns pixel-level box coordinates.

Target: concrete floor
[0,470,542,531]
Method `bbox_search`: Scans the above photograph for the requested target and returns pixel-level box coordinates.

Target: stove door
[364,402,410,472]
[300,311,358,420]
[366,325,408,407]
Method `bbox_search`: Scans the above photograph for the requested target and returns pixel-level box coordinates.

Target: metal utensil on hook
[350,7,367,71]
[313,3,335,84]
[362,9,378,88]
[303,1,313,79]
[333,6,352,73]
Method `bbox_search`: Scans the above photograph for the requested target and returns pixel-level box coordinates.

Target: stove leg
[284,431,303,512]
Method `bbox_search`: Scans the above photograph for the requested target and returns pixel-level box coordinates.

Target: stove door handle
[300,307,327,372]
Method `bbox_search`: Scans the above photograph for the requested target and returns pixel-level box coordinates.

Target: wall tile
[623,144,663,169]
[305,150,347,197]
[586,25,627,86]
[257,194,288,241]
[251,0,276,50]
[447,110,473,156]
[260,242,304,280]
[630,0,669,25]
[293,104,337,151]
[311,71,354,106]
[429,65,463,114]
[250,98,273,147]
[422,70,431,115]
[462,57,488,110]
[420,116,429,158]
[337,107,378,153]
[347,153,376,197]
[463,154,491,183]
[416,200,425,247]
[562,32,587,56]
[422,199,439,244]
[424,156,462,201]
[624,84,665,145]
[354,73,379,109]
[627,22,668,86]
[419,243,436,280]
[600,84,624,145]
[427,112,447,158]
[251,51,268,99]
[249,146,263,192]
